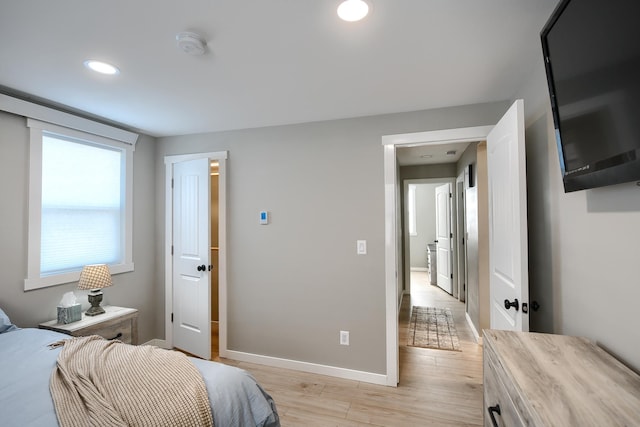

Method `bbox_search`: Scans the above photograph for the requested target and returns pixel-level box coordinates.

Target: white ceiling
[0,1,559,138]
[397,142,473,166]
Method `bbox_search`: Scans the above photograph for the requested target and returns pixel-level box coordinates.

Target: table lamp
[77,264,113,316]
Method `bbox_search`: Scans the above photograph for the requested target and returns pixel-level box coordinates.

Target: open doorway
[382,125,493,386]
[395,148,484,386]
[164,151,228,361]
[385,100,528,386]
[210,160,220,359]
[402,179,458,298]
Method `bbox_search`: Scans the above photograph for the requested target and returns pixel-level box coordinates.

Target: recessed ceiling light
[337,0,370,22]
[83,60,120,75]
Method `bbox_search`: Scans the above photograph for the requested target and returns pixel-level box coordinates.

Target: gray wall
[156,102,508,375]
[517,54,640,370]
[0,110,160,344]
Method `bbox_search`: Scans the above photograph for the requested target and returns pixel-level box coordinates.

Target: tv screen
[541,0,640,192]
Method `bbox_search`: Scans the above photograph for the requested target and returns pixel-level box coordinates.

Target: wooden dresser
[39,305,138,344]
[483,330,640,427]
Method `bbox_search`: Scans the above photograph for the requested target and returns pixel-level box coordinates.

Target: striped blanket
[50,336,213,427]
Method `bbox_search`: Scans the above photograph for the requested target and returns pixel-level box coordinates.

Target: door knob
[197,264,206,272]
[504,298,519,311]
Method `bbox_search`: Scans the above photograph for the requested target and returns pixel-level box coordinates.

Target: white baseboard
[465,312,482,345]
[225,350,390,386]
[398,290,407,312]
[410,267,428,272]
[142,338,169,349]
[147,339,390,386]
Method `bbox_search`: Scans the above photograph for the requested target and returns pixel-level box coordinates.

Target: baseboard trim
[142,338,169,349]
[398,290,407,312]
[465,312,482,345]
[410,267,428,272]
[225,350,390,386]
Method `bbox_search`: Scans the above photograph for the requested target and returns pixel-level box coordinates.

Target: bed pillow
[0,307,19,333]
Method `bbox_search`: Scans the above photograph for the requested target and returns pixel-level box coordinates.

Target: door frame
[456,171,466,302]
[382,125,493,386]
[164,151,228,357]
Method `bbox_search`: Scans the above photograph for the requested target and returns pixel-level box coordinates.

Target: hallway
[396,270,483,423]
[400,271,477,344]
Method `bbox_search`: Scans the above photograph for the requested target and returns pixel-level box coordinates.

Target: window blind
[40,134,123,275]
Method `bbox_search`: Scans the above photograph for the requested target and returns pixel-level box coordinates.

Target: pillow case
[0,307,19,333]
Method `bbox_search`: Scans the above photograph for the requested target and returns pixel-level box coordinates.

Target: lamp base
[86,290,105,316]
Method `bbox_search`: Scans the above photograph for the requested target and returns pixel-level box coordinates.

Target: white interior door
[172,157,211,359]
[487,99,529,332]
[435,183,453,294]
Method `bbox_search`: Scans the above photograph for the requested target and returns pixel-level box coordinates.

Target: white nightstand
[39,305,138,344]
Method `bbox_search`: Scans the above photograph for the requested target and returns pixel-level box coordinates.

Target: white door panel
[487,99,529,332]
[435,183,453,294]
[173,157,211,359]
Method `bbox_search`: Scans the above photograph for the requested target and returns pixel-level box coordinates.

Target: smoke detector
[176,32,207,55]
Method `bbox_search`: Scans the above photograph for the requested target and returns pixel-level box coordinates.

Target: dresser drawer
[72,319,134,344]
[483,348,524,427]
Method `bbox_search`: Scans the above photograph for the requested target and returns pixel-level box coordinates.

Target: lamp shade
[78,264,113,290]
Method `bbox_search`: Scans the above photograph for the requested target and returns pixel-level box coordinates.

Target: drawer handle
[108,332,123,341]
[487,404,501,427]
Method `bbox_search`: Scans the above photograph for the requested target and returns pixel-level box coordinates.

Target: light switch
[357,240,367,255]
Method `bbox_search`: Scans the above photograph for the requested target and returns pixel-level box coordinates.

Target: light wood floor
[212,272,483,426]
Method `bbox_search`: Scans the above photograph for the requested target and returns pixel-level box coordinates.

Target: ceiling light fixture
[83,60,120,75]
[337,0,370,22]
[176,31,207,55]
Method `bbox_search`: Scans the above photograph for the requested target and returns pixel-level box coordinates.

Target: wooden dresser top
[484,330,640,426]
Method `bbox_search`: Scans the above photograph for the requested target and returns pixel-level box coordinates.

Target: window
[408,184,417,236]
[25,119,135,290]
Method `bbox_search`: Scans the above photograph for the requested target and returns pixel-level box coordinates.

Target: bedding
[51,335,213,426]
[0,328,280,427]
[0,307,19,333]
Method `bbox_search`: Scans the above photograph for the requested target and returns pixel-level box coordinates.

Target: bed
[0,308,280,426]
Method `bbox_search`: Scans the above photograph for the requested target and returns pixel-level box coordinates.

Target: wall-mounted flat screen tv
[541,0,640,192]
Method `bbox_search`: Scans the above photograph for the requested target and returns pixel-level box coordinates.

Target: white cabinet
[426,243,437,285]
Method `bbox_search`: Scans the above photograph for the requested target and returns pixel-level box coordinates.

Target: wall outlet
[340,330,350,346]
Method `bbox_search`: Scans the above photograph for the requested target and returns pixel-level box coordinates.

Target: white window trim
[24,119,135,290]
[0,93,138,145]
